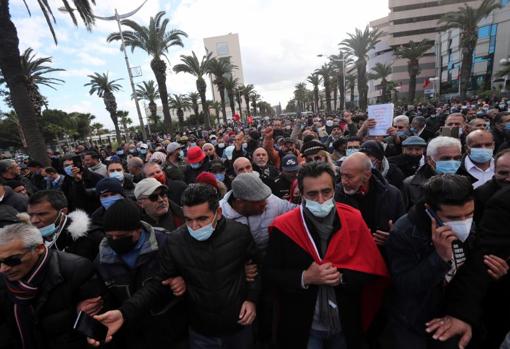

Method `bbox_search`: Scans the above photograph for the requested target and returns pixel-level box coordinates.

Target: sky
[4,0,389,129]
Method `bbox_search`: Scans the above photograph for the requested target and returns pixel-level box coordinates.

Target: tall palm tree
[330,75,338,111]
[135,80,160,126]
[0,0,95,165]
[346,74,356,105]
[224,75,239,119]
[173,51,212,128]
[394,40,434,103]
[91,122,104,136]
[439,0,501,98]
[315,64,334,113]
[250,92,260,116]
[207,57,236,124]
[368,63,392,103]
[168,94,191,128]
[329,51,353,111]
[235,86,244,121]
[84,72,123,142]
[117,110,132,137]
[294,82,308,112]
[107,11,187,131]
[340,26,382,111]
[210,101,221,125]
[188,92,200,118]
[242,84,254,116]
[307,73,322,113]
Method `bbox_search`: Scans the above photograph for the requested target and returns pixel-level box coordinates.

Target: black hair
[495,112,510,124]
[346,136,361,143]
[28,190,68,210]
[181,184,219,212]
[297,162,335,193]
[107,160,124,170]
[303,134,316,144]
[44,167,57,174]
[495,148,510,163]
[424,175,473,211]
[27,161,43,168]
[83,151,100,160]
[332,138,347,151]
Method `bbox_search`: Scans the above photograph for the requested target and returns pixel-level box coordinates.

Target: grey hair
[0,223,43,248]
[393,115,409,126]
[0,159,16,174]
[127,157,144,169]
[427,136,462,160]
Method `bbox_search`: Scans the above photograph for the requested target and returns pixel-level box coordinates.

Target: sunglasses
[0,249,31,267]
[145,191,167,202]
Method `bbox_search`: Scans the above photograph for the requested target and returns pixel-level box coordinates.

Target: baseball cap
[134,177,167,200]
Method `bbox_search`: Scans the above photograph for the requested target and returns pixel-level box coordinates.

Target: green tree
[346,74,356,105]
[340,26,382,111]
[315,64,333,113]
[329,51,353,111]
[168,94,191,128]
[439,0,501,98]
[235,86,244,121]
[84,72,123,142]
[173,51,212,128]
[250,92,260,116]
[107,11,187,131]
[210,100,221,125]
[135,80,160,127]
[241,84,254,116]
[208,57,236,124]
[307,73,322,113]
[188,92,200,119]
[368,62,392,103]
[0,0,94,164]
[116,110,132,137]
[70,112,95,140]
[224,75,239,119]
[91,122,104,135]
[395,40,434,103]
[294,82,308,112]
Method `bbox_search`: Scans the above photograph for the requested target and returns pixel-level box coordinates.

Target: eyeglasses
[0,249,32,267]
[145,191,167,202]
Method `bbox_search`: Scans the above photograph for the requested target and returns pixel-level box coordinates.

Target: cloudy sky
[4,0,389,129]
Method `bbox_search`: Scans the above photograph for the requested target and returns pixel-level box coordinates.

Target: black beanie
[103,199,142,232]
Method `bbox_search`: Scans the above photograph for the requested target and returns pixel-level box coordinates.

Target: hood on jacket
[66,210,91,241]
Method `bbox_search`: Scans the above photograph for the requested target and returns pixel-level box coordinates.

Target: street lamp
[500,58,509,92]
[429,77,440,98]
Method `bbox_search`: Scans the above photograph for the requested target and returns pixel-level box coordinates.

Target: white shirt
[464,156,495,189]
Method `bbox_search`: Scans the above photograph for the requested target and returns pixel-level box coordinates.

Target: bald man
[233,157,253,175]
[336,152,404,246]
[463,129,495,188]
[252,147,279,189]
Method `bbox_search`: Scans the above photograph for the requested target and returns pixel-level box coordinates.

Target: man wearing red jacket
[265,162,388,349]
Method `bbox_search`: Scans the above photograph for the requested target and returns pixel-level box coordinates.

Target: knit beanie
[103,199,142,232]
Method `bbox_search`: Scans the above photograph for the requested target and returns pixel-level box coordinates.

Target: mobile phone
[73,311,108,342]
[425,208,444,226]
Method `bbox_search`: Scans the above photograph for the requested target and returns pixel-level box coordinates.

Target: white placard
[367,103,394,136]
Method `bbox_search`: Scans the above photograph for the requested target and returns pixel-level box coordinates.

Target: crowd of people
[1,97,510,349]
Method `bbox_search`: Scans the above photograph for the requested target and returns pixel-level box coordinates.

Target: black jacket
[335,169,405,235]
[95,223,187,348]
[140,200,184,232]
[272,174,293,199]
[165,178,187,206]
[252,163,279,190]
[473,177,503,227]
[119,218,261,336]
[0,250,104,349]
[183,160,210,184]
[0,203,20,228]
[388,154,422,178]
[1,185,27,212]
[61,170,103,215]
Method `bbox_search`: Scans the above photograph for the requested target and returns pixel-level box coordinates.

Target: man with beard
[389,136,427,178]
[251,148,279,189]
[143,162,187,206]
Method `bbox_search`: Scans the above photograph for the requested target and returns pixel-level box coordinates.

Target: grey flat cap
[232,172,272,202]
[402,136,427,147]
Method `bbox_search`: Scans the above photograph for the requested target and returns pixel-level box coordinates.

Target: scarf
[4,247,50,349]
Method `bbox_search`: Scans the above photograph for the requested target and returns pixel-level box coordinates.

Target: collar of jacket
[98,221,159,265]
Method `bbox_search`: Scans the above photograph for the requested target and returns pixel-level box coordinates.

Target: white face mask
[445,217,473,242]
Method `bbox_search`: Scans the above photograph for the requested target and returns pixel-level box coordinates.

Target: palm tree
[294,82,308,112]
[168,94,191,128]
[207,57,236,124]
[395,40,435,103]
[329,51,353,111]
[84,72,123,142]
[0,0,95,165]
[235,86,244,121]
[368,63,392,103]
[135,80,160,127]
[188,92,200,118]
[210,101,221,125]
[250,92,260,116]
[346,74,356,105]
[224,75,239,119]
[340,26,382,111]
[173,51,212,128]
[117,110,132,137]
[107,11,187,131]
[307,73,322,113]
[315,64,334,113]
[242,84,254,116]
[91,122,104,136]
[439,0,501,98]
[330,76,338,111]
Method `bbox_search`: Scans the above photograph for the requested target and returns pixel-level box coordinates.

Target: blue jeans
[189,326,252,349]
[307,329,347,349]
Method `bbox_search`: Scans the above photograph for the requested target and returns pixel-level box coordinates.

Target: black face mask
[107,236,138,255]
[403,154,421,163]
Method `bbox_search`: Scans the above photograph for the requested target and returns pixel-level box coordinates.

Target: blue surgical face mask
[109,171,124,182]
[435,160,461,174]
[187,213,217,241]
[140,149,147,155]
[100,194,123,209]
[39,211,62,237]
[410,127,417,134]
[191,163,201,169]
[179,150,185,158]
[215,172,225,182]
[346,148,359,157]
[397,130,409,138]
[469,147,493,164]
[304,198,335,218]
[116,150,124,156]
[64,165,74,177]
[190,142,197,147]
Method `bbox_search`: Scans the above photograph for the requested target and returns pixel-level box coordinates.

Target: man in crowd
[232,157,253,175]
[336,152,404,247]
[127,157,145,183]
[0,159,35,195]
[359,140,405,189]
[134,178,184,232]
[273,154,301,199]
[251,147,279,189]
[27,160,47,191]
[389,136,427,178]
[27,190,103,261]
[0,180,28,212]
[143,162,187,206]
[411,116,435,142]
[89,184,261,349]
[0,223,104,348]
[184,146,210,184]
[461,129,495,189]
[265,162,388,348]
[165,142,185,181]
[82,151,107,177]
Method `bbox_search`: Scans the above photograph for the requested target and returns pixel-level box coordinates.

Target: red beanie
[196,172,219,191]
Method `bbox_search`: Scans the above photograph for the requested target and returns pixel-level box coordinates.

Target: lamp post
[93,1,149,140]
[500,58,509,92]
[429,77,440,99]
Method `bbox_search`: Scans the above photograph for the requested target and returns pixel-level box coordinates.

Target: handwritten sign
[368,103,394,136]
